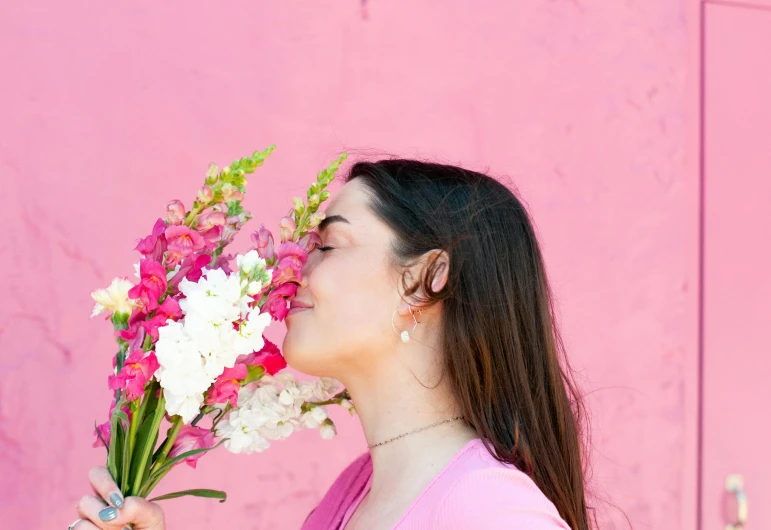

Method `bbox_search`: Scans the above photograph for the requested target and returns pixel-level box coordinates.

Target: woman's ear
[397,249,449,317]
[427,249,450,294]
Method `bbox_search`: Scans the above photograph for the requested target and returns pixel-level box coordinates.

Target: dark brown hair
[345,158,598,530]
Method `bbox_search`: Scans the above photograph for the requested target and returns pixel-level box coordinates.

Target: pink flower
[261,282,297,321]
[165,225,206,266]
[205,364,248,407]
[221,211,252,246]
[168,253,211,289]
[140,296,182,341]
[166,200,186,226]
[250,224,275,261]
[211,252,235,275]
[168,425,216,469]
[117,316,146,353]
[298,230,321,254]
[108,350,160,402]
[197,185,214,205]
[128,259,168,312]
[239,337,286,375]
[271,242,307,286]
[134,218,168,262]
[278,216,295,243]
[221,183,244,203]
[195,210,227,251]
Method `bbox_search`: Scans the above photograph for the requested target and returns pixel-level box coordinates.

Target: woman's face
[282,179,404,379]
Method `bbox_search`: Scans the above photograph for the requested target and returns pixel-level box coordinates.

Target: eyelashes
[316,246,334,253]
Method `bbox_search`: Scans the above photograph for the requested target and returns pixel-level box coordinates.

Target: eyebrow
[318,214,351,233]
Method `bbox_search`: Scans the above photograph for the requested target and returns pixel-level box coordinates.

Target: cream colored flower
[90,277,137,317]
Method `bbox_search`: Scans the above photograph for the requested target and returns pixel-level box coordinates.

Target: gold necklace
[367,416,465,449]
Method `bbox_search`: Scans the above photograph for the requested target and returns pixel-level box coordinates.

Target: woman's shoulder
[429,438,572,529]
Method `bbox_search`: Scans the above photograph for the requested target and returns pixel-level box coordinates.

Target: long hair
[345,158,597,530]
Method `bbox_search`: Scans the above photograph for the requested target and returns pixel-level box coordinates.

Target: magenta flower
[168,425,216,469]
[140,296,182,341]
[261,282,297,321]
[251,224,275,261]
[168,253,211,289]
[205,363,248,407]
[128,259,168,312]
[166,200,186,226]
[165,225,206,266]
[134,218,168,262]
[271,242,307,286]
[239,337,287,375]
[107,350,160,402]
[117,317,146,353]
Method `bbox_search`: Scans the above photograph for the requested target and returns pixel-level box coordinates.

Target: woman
[72,159,593,530]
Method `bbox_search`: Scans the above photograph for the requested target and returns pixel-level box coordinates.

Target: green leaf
[114,420,125,487]
[146,439,227,485]
[242,364,265,386]
[131,393,166,495]
[147,488,227,503]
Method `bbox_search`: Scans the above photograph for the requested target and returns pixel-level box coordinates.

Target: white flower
[178,268,243,324]
[154,320,216,423]
[341,398,357,416]
[133,261,141,279]
[246,281,263,296]
[319,420,337,440]
[90,277,137,317]
[237,250,266,277]
[215,408,270,454]
[233,310,271,356]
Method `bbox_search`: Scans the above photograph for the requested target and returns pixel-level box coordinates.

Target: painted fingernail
[109,491,124,508]
[98,506,118,522]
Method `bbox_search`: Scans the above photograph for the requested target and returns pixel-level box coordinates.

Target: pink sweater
[301,437,573,529]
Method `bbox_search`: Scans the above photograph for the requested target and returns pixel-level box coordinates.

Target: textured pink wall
[0,1,699,529]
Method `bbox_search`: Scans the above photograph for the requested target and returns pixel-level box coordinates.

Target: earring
[392,305,419,343]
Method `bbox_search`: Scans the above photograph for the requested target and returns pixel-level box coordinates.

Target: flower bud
[166,200,186,226]
[246,280,262,296]
[197,185,214,205]
[292,196,305,217]
[307,211,325,229]
[221,183,244,203]
[278,216,296,243]
[205,163,220,185]
[308,194,320,209]
[319,190,330,202]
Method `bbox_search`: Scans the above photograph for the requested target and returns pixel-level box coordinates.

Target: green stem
[151,416,184,474]
[183,204,204,227]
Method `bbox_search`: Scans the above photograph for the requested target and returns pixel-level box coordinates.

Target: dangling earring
[392,305,419,343]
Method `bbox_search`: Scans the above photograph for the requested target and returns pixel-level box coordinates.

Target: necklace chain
[367,416,466,449]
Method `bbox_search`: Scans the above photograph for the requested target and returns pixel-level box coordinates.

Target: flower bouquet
[89,146,355,506]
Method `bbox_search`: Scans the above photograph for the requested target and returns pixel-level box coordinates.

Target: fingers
[88,466,124,509]
[69,518,101,530]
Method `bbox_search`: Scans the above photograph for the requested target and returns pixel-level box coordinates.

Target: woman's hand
[70,466,166,530]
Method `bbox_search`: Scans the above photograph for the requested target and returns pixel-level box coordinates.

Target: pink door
[701,2,771,529]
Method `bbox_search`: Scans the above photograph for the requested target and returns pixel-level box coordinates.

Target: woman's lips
[286,306,311,317]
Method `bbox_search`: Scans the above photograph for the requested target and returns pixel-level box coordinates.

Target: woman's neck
[341,359,479,500]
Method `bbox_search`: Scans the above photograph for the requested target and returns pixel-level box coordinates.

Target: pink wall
[0,1,700,528]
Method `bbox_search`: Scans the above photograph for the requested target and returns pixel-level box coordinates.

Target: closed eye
[316,246,334,253]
